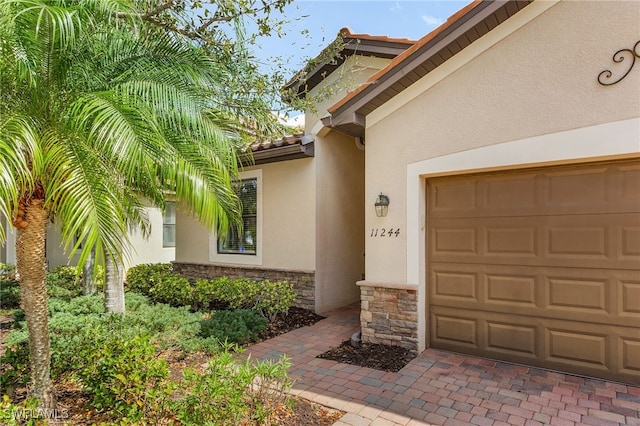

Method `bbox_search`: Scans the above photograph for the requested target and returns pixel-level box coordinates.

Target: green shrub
[199,309,268,344]
[197,277,296,321]
[75,331,172,420]
[192,278,220,311]
[0,263,16,281]
[149,273,193,307]
[46,266,82,299]
[0,396,41,426]
[253,280,296,322]
[173,351,291,425]
[0,279,20,309]
[125,263,173,295]
[0,341,29,396]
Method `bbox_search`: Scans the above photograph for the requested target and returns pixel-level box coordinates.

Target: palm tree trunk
[104,253,125,314]
[16,198,56,408]
[82,246,96,296]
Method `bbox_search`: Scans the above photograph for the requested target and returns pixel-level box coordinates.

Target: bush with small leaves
[0,263,16,281]
[198,277,296,321]
[0,340,29,397]
[0,396,41,426]
[148,273,193,307]
[253,280,296,322]
[172,350,291,425]
[0,278,20,309]
[125,263,173,295]
[199,309,268,344]
[75,330,173,421]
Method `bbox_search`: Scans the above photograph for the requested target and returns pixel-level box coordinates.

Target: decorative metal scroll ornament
[597,40,640,86]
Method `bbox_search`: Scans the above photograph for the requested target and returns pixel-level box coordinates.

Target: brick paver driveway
[245,304,640,426]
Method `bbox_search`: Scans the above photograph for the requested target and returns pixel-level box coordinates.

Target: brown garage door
[427,160,640,384]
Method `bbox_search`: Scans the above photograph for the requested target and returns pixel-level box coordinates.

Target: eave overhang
[284,29,415,100]
[240,142,315,166]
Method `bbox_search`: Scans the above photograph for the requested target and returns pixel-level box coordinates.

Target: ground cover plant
[0,263,336,424]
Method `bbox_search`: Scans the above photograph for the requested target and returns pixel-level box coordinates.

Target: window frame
[163,201,176,248]
[209,169,262,265]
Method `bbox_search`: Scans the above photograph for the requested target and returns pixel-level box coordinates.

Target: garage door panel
[545,276,607,313]
[433,227,477,255]
[431,312,478,348]
[620,337,640,375]
[486,273,537,306]
[546,225,608,258]
[546,328,609,369]
[621,226,640,258]
[486,227,536,256]
[545,166,609,207]
[432,270,478,302]
[619,280,640,316]
[486,321,538,358]
[427,160,640,384]
[617,163,640,203]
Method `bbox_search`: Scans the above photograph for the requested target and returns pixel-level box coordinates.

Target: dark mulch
[260,306,325,340]
[318,340,417,372]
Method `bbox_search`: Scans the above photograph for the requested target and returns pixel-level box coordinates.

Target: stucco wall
[43,206,173,271]
[260,159,316,270]
[175,158,316,272]
[363,0,640,285]
[314,130,365,313]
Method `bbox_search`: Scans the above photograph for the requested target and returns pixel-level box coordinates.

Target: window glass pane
[163,202,176,224]
[163,225,176,247]
[218,178,257,255]
[163,202,176,247]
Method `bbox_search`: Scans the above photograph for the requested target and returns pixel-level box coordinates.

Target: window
[163,202,176,248]
[217,178,257,255]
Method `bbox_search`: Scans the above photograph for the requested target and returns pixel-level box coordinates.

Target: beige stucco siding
[260,159,316,270]
[314,130,365,313]
[176,158,316,272]
[363,0,640,285]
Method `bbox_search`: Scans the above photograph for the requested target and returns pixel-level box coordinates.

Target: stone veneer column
[357,281,419,353]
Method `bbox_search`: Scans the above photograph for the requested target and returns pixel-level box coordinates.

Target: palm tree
[0,0,259,407]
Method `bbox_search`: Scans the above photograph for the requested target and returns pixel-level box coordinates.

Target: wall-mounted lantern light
[375,193,390,217]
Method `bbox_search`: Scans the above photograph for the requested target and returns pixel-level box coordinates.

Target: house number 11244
[370,228,400,237]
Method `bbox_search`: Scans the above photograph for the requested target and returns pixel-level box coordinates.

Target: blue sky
[253,0,470,74]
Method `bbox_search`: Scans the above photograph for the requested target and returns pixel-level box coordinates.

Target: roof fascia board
[329,0,503,120]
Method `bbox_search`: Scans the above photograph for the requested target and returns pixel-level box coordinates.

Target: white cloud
[422,14,444,28]
[390,1,402,12]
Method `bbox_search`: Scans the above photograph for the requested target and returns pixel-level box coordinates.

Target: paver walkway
[245,304,640,426]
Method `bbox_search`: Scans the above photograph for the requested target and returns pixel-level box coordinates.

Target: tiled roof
[243,134,314,166]
[249,134,305,152]
[337,27,416,46]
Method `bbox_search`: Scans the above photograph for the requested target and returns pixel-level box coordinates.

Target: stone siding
[358,282,418,353]
[173,261,315,311]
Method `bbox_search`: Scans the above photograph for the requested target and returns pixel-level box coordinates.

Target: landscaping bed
[0,263,340,425]
[318,340,416,373]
